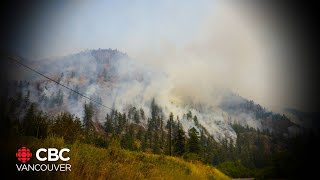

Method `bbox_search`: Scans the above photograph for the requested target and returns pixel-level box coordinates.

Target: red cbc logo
[16,147,32,163]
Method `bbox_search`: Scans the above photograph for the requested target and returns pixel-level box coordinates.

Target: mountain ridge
[6,49,311,142]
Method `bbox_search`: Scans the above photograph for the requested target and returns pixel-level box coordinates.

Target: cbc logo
[16,146,72,172]
[36,148,70,161]
[16,147,32,163]
[16,147,70,163]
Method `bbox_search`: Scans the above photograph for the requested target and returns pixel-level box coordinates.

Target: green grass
[17,136,230,180]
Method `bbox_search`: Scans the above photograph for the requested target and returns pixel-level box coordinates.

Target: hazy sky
[14,1,305,112]
[19,0,212,59]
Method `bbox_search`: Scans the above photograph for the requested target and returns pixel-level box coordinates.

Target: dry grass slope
[68,143,230,180]
[19,136,231,180]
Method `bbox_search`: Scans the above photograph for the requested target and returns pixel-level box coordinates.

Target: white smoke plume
[8,1,304,142]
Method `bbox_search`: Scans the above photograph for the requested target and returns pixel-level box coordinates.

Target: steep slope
[6,49,305,143]
[220,92,296,135]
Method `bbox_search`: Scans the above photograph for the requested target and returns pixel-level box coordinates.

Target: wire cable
[7,56,113,110]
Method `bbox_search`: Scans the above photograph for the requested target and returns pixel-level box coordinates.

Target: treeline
[3,91,233,166]
[221,98,291,126]
[102,99,213,161]
[4,91,216,162]
[2,84,320,179]
[1,92,274,178]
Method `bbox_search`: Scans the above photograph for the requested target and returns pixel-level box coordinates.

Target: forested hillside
[1,49,319,179]
[2,88,319,179]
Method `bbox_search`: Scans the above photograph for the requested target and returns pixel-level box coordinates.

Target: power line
[7,56,113,111]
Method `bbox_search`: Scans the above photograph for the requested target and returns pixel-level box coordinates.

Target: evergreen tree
[140,108,145,121]
[104,114,114,135]
[24,90,30,108]
[160,115,165,149]
[199,130,207,160]
[115,112,127,134]
[74,85,80,100]
[51,112,83,143]
[133,109,140,124]
[22,103,48,138]
[193,115,199,126]
[136,128,143,141]
[83,102,94,130]
[153,132,161,154]
[151,98,158,121]
[188,127,200,154]
[206,135,216,164]
[173,120,186,156]
[121,124,135,150]
[146,118,153,149]
[142,132,148,152]
[128,107,135,121]
[187,110,192,119]
[56,89,63,106]
[166,112,174,155]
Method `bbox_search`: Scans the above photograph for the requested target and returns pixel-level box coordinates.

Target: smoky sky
[1,0,319,112]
